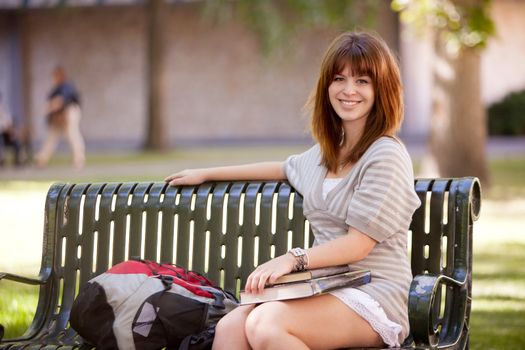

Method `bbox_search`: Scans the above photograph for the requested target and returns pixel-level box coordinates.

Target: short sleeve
[283,154,301,192]
[283,144,320,195]
[345,145,421,242]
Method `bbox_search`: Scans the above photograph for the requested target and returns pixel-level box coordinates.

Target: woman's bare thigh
[249,293,383,349]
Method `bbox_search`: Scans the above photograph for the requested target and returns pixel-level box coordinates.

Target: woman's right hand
[244,253,296,294]
[164,169,208,186]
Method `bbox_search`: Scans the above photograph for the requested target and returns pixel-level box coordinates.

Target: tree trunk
[145,0,169,150]
[427,34,490,186]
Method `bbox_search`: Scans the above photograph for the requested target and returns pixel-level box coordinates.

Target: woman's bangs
[334,45,375,78]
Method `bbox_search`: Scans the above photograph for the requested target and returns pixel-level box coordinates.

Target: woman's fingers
[257,273,269,291]
[165,169,207,187]
[168,178,185,186]
[245,270,266,294]
[244,254,296,294]
[164,172,182,182]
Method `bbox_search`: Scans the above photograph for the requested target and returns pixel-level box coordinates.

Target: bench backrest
[36,178,480,342]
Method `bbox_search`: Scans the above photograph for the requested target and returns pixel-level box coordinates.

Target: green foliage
[391,0,495,53]
[488,90,525,136]
[201,0,381,55]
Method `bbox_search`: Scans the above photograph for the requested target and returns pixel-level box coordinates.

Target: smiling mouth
[340,100,360,106]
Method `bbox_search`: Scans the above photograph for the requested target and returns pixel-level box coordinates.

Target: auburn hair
[308,31,404,172]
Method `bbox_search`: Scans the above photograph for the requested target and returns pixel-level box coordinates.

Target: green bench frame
[0,177,481,349]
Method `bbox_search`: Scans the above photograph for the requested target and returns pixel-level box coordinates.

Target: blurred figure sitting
[35,66,85,169]
[0,92,22,167]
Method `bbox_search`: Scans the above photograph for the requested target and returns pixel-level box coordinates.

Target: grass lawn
[0,149,524,348]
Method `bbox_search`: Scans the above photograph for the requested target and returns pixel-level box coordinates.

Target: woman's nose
[342,82,355,95]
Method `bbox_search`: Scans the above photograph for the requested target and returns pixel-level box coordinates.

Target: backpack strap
[130,256,160,276]
[178,325,216,350]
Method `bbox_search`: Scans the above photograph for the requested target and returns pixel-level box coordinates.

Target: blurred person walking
[0,92,22,167]
[35,66,85,169]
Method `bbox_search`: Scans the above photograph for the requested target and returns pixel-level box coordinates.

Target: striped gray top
[283,136,421,343]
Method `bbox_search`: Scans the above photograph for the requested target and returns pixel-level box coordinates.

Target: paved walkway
[0,137,523,182]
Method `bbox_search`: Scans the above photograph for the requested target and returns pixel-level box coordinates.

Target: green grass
[470,243,525,349]
[37,145,306,167]
[471,309,525,350]
[0,281,39,339]
[485,158,525,200]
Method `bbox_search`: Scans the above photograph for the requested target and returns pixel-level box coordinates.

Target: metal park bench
[0,177,481,349]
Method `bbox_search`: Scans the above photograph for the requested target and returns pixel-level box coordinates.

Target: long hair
[308,31,404,172]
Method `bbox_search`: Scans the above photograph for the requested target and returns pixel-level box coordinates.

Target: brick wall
[3,3,398,148]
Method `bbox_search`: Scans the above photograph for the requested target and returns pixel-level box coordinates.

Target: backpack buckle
[159,274,173,289]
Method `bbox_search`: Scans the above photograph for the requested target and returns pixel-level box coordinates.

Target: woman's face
[328,64,374,126]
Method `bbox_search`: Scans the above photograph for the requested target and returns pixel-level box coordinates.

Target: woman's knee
[215,308,245,336]
[213,306,254,350]
[245,302,286,348]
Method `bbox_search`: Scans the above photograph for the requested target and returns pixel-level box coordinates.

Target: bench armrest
[408,274,468,348]
[0,270,51,285]
[0,269,52,342]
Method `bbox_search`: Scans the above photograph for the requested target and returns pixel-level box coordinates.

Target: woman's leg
[245,294,384,350]
[212,304,255,350]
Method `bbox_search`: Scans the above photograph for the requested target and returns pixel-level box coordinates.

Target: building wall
[1,2,399,149]
[481,0,525,105]
[0,16,10,103]
[400,23,433,138]
[1,2,523,148]
[399,0,525,138]
[21,6,147,146]
[162,4,330,144]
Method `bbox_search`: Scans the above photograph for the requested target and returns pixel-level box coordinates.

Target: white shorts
[330,288,403,347]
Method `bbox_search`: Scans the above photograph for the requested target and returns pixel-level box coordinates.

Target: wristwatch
[288,247,309,272]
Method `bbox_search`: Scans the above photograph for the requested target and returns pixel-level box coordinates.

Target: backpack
[70,258,238,350]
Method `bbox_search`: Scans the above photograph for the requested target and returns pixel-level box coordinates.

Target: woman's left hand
[245,253,296,294]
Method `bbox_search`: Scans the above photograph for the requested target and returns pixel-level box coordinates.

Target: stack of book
[240,265,371,305]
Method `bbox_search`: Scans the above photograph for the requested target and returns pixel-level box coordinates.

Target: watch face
[291,248,305,257]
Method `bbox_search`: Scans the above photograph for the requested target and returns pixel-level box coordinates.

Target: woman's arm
[305,227,376,269]
[165,161,286,186]
[245,226,376,293]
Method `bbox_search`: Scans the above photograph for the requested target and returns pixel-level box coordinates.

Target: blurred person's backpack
[70,258,238,350]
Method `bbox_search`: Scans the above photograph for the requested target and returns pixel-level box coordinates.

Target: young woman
[165,31,421,349]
